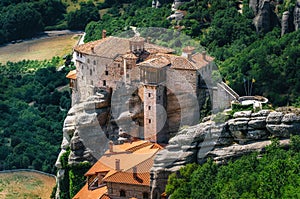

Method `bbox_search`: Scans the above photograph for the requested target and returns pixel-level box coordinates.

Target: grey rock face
[151,109,300,198]
[281,11,291,35]
[294,0,300,31]
[253,0,272,33]
[249,0,259,15]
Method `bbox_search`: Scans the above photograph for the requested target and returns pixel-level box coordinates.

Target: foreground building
[73,140,163,199]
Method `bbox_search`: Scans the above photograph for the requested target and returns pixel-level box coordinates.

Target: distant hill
[0,170,56,199]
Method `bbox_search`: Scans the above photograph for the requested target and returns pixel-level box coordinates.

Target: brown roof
[100,194,111,199]
[191,52,214,70]
[66,70,77,79]
[182,46,195,53]
[138,56,170,69]
[103,154,156,186]
[74,140,163,199]
[74,36,174,58]
[73,184,107,199]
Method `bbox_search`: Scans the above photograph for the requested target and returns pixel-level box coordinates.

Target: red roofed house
[73,140,163,199]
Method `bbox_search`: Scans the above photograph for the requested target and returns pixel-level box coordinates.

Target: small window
[82,76,83,80]
[87,59,90,63]
[143,192,149,199]
[118,64,120,67]
[120,190,126,197]
[90,69,92,76]
[103,80,106,86]
[91,80,93,85]
[148,93,151,97]
[149,119,151,124]
[148,106,151,110]
[93,60,96,65]
[105,70,108,75]
[81,65,84,69]
[158,95,161,100]
[93,67,95,72]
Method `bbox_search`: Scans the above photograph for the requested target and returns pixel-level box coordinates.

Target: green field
[0,32,81,64]
[0,171,56,199]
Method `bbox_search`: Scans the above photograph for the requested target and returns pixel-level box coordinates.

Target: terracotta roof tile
[76,140,163,199]
[103,153,156,186]
[191,52,214,69]
[104,172,150,186]
[73,184,107,199]
[100,194,111,199]
[85,160,112,176]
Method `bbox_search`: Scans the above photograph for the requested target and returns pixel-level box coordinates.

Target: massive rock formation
[294,0,300,30]
[55,92,111,198]
[150,108,300,198]
[252,0,279,33]
[250,0,300,35]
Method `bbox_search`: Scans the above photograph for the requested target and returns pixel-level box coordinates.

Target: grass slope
[0,171,56,199]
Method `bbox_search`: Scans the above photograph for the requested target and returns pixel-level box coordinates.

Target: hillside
[0,60,73,174]
[0,170,56,199]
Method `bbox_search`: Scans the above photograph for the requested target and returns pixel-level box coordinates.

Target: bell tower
[139,57,169,143]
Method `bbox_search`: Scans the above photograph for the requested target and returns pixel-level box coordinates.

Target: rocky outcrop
[249,0,300,35]
[151,108,300,198]
[55,93,111,198]
[252,0,279,33]
[294,0,300,31]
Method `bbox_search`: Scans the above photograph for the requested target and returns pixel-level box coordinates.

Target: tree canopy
[0,58,72,173]
[166,137,300,199]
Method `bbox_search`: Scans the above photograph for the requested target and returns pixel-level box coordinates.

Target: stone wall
[150,108,300,198]
[107,182,150,199]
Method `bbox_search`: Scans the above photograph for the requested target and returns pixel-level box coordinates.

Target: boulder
[248,117,267,129]
[267,123,300,137]
[281,113,300,124]
[266,111,283,124]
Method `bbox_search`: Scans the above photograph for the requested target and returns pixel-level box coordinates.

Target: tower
[139,57,170,143]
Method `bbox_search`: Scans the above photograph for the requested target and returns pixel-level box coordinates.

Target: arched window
[143,192,149,199]
[120,190,126,197]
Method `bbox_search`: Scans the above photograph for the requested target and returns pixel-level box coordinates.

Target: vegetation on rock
[166,136,300,199]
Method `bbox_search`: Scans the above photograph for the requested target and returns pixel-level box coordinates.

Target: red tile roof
[75,140,163,199]
[191,52,214,70]
[73,184,107,199]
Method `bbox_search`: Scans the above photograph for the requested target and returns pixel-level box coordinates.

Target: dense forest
[166,136,300,198]
[0,58,72,173]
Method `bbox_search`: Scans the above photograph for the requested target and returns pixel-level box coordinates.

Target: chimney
[109,141,113,153]
[146,37,151,43]
[115,159,120,171]
[202,51,206,61]
[133,166,137,179]
[182,46,195,60]
[102,30,107,39]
